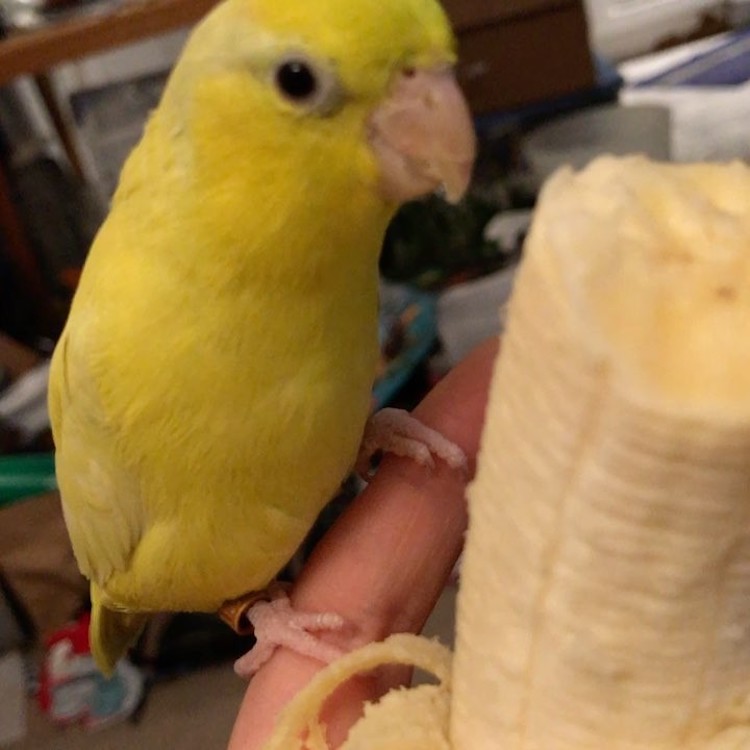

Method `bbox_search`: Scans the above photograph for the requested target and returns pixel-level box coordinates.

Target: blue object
[635,29,750,87]
[373,285,438,409]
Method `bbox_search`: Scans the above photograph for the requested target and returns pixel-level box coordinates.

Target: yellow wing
[49,326,145,587]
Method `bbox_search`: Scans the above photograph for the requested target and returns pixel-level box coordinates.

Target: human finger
[227,337,498,749]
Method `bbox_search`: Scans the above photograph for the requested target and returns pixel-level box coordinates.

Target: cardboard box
[0,492,87,639]
[442,0,596,115]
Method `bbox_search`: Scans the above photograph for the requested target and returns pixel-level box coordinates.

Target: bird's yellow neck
[114,99,393,298]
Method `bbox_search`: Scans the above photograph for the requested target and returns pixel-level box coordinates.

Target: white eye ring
[271,52,343,115]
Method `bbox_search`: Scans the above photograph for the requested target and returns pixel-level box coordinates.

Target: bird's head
[163,0,476,208]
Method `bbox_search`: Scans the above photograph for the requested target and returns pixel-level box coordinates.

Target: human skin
[227,338,498,749]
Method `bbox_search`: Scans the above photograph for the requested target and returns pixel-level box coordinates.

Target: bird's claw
[233,590,345,678]
[356,407,467,478]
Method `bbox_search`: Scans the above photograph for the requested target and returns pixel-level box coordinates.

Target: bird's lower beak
[368,68,476,205]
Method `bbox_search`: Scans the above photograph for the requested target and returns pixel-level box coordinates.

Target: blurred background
[1,0,750,746]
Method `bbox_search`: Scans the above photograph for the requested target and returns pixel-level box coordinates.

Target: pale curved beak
[369,68,476,205]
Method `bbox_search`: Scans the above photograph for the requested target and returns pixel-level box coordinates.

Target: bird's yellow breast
[52,0,449,614]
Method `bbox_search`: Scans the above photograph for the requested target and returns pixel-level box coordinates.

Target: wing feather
[49,328,145,586]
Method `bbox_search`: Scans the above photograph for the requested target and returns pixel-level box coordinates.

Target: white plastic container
[437,266,517,369]
[524,104,671,184]
[584,0,722,61]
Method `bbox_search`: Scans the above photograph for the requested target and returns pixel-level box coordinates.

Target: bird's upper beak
[368,67,476,205]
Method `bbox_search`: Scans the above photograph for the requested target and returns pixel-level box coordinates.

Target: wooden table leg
[0,156,53,332]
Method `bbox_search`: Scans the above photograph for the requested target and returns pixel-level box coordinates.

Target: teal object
[373,286,438,410]
[0,453,57,509]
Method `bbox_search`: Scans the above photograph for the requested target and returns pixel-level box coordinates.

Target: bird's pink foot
[233,589,345,678]
[356,407,467,477]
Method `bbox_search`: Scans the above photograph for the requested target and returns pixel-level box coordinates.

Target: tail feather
[90,584,148,676]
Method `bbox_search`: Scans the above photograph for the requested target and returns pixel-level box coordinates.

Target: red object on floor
[38,612,144,730]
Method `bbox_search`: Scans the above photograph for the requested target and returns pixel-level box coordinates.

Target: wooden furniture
[0,0,218,86]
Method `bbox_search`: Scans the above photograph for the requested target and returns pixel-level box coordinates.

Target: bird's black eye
[271,52,343,115]
[275,59,318,102]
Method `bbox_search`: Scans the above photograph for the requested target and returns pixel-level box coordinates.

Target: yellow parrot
[49,0,475,677]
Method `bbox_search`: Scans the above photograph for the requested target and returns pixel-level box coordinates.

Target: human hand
[227,338,498,749]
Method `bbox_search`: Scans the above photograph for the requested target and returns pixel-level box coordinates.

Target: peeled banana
[263,156,750,749]
[452,156,750,750]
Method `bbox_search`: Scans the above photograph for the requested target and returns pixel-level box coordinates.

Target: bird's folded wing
[48,328,144,586]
